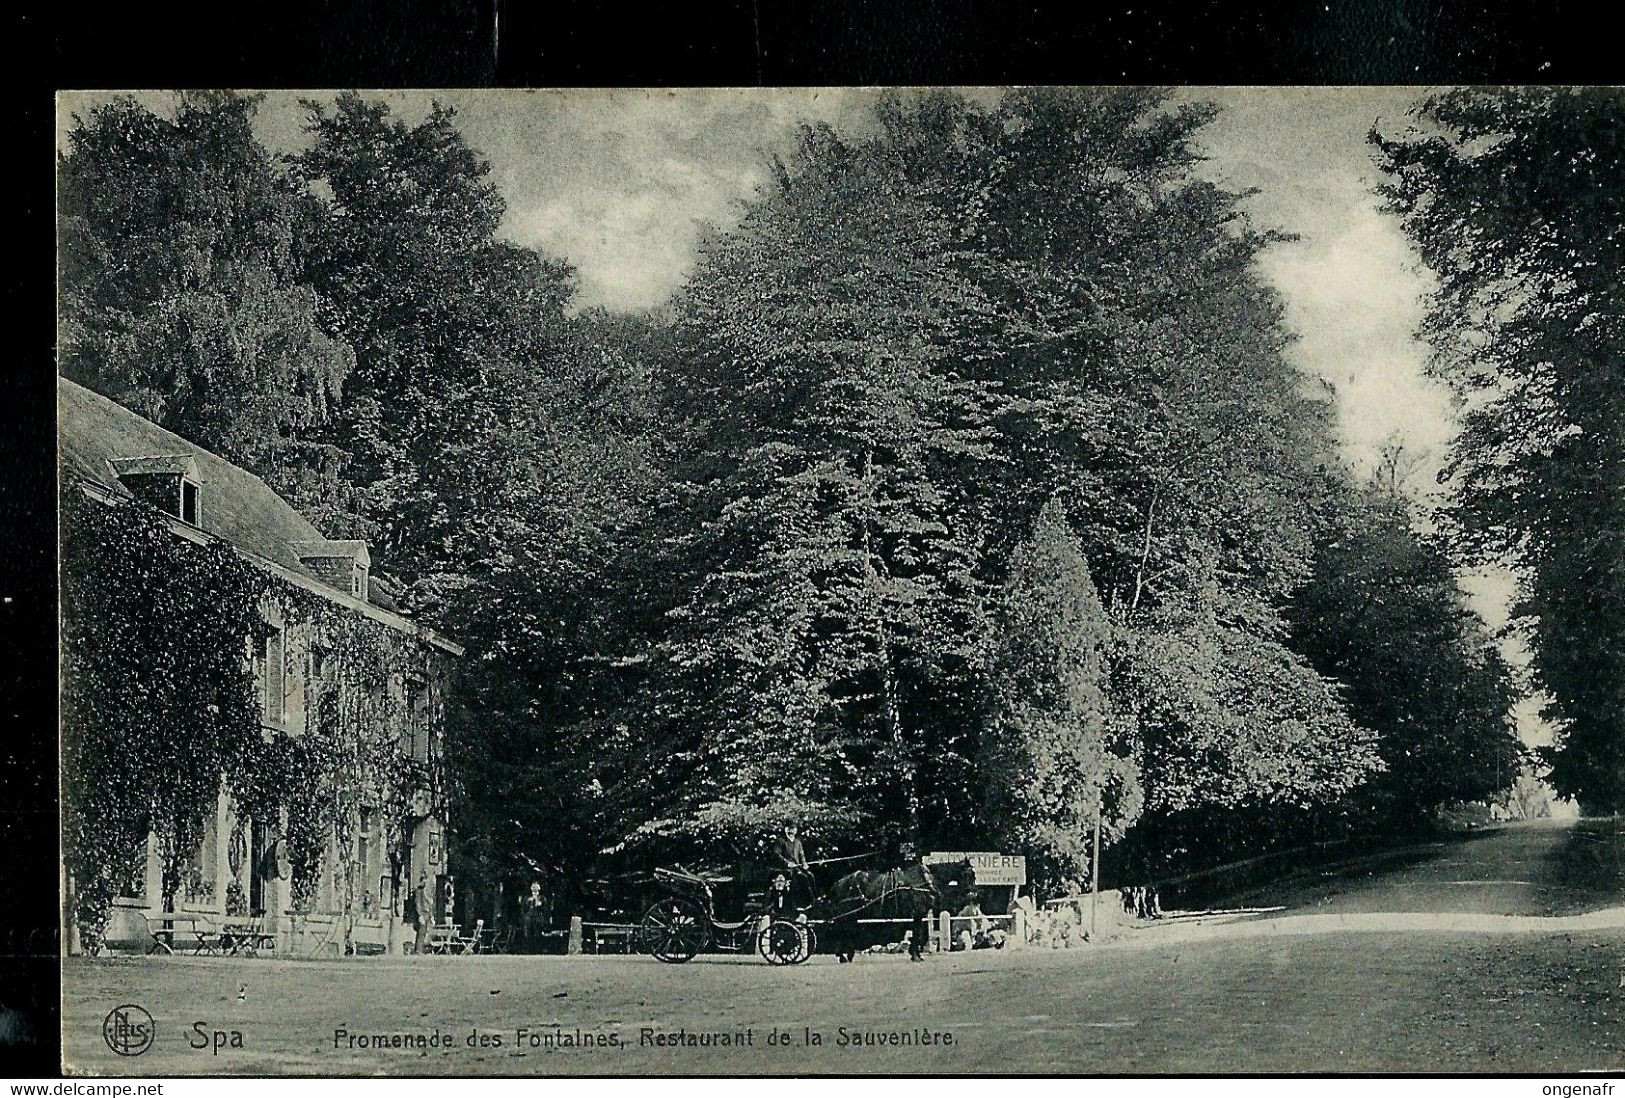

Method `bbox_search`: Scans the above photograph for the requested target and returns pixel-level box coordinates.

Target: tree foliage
[643,117,1005,850]
[1374,88,1625,813]
[1288,483,1521,827]
[984,498,1140,890]
[291,92,588,612]
[639,89,1386,880]
[58,93,355,505]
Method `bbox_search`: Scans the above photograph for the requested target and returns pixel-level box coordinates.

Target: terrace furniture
[423,922,461,954]
[583,922,638,954]
[143,913,210,955]
[218,917,277,956]
[450,918,485,954]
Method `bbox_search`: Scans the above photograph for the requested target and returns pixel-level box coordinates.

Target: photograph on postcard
[56,86,1623,1075]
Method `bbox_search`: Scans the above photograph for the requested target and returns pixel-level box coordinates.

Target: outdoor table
[186,920,228,955]
[219,919,276,956]
[424,923,460,954]
[146,913,207,955]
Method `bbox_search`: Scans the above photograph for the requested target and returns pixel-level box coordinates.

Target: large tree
[292,92,587,613]
[643,118,1006,852]
[984,497,1140,892]
[1374,88,1625,814]
[1288,481,1523,828]
[643,89,1383,872]
[912,89,1382,863]
[291,98,672,907]
[58,92,354,506]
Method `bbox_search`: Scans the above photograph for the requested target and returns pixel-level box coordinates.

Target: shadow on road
[1202,819,1622,919]
[1537,818,1625,916]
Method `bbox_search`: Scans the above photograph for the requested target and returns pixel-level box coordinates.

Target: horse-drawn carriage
[636,857,979,965]
[636,864,815,965]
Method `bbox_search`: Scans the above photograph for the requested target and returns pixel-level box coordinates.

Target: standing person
[522,880,546,953]
[897,842,931,961]
[412,871,431,955]
[957,896,988,949]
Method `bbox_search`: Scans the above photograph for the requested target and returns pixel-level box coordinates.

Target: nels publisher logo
[103,1004,154,1057]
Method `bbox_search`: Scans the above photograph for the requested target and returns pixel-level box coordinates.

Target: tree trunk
[1129,483,1161,615]
[877,619,919,843]
[860,448,919,844]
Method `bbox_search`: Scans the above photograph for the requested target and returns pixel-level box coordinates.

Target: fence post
[937,909,952,952]
[1009,906,1025,950]
[567,916,583,955]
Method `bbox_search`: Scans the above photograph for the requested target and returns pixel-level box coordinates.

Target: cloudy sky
[60,87,1458,476]
[56,87,1544,743]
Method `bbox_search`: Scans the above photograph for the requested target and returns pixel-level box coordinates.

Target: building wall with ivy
[60,385,462,957]
[92,609,453,956]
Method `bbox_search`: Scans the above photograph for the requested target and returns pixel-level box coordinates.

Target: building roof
[108,453,199,479]
[292,539,372,568]
[58,377,453,650]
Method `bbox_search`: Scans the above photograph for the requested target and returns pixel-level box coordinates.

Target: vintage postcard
[55,86,1622,1075]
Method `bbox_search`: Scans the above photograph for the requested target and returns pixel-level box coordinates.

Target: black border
[11,0,1624,1081]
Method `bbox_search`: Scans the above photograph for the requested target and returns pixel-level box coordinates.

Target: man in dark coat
[771,824,808,872]
[770,823,813,910]
[412,871,431,955]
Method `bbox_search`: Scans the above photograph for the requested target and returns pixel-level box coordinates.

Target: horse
[817,858,979,963]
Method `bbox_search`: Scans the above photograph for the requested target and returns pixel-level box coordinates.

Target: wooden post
[567,916,583,955]
[1009,905,1025,950]
[1090,806,1102,940]
[937,909,952,952]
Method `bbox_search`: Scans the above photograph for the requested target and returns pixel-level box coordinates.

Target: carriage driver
[770,822,815,912]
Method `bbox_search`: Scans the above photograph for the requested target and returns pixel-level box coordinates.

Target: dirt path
[1118,904,1625,951]
[60,818,1623,1075]
[61,929,1623,1075]
[1219,817,1623,919]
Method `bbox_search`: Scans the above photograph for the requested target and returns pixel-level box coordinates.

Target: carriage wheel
[794,924,817,965]
[757,919,807,966]
[639,897,708,963]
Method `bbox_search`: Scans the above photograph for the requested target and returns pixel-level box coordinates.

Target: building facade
[60,378,462,955]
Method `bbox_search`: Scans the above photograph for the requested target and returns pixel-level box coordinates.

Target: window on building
[405,679,428,762]
[353,563,369,599]
[184,809,217,908]
[116,830,150,901]
[308,644,331,686]
[261,628,285,724]
[180,478,200,525]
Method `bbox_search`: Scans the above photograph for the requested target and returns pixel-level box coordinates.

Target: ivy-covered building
[60,378,463,956]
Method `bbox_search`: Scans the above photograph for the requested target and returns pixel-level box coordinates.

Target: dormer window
[110,454,201,523]
[180,478,200,525]
[293,539,372,601]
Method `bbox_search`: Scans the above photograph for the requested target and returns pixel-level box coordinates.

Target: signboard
[923,851,1027,886]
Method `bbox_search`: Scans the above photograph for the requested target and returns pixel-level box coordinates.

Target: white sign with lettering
[923,851,1027,886]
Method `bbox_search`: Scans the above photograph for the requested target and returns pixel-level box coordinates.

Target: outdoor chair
[452,918,484,954]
